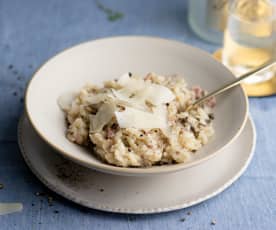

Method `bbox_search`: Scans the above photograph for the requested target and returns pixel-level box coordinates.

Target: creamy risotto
[58,73,215,167]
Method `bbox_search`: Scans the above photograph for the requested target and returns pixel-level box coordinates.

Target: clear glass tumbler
[222,0,276,84]
[188,0,228,44]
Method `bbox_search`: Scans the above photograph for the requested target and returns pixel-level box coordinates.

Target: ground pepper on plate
[47,196,54,206]
[34,191,54,206]
[35,191,46,196]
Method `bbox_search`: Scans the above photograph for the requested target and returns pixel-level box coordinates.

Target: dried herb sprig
[96,0,124,22]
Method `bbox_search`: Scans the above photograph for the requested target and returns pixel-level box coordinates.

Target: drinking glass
[188,0,228,44]
[222,0,276,84]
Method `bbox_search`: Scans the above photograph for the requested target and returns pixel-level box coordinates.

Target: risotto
[58,73,215,167]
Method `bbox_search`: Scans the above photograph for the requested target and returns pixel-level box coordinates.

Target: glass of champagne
[222,0,276,84]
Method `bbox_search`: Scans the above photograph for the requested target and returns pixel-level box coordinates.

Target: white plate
[18,114,256,214]
[25,36,248,176]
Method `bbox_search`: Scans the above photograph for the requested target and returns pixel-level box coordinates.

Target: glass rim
[229,0,276,23]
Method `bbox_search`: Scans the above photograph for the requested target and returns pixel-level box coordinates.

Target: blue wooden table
[0,0,275,229]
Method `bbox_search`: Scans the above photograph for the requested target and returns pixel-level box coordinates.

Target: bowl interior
[25,36,248,176]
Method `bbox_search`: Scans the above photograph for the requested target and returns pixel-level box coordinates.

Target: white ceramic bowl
[25,36,248,176]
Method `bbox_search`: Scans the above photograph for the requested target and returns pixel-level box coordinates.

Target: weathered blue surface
[0,0,275,229]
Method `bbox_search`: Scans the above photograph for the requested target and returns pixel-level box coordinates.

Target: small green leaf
[96,0,124,22]
[108,12,124,22]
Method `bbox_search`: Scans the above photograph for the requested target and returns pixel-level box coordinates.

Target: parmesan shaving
[111,89,148,111]
[90,102,115,132]
[57,91,77,111]
[115,106,168,129]
[145,84,175,105]
[117,72,131,85]
[84,93,111,105]
[115,74,175,107]
[0,203,23,216]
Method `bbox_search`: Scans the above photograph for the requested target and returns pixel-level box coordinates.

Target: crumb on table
[211,219,216,225]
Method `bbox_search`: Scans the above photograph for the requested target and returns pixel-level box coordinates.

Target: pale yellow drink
[223,0,276,84]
